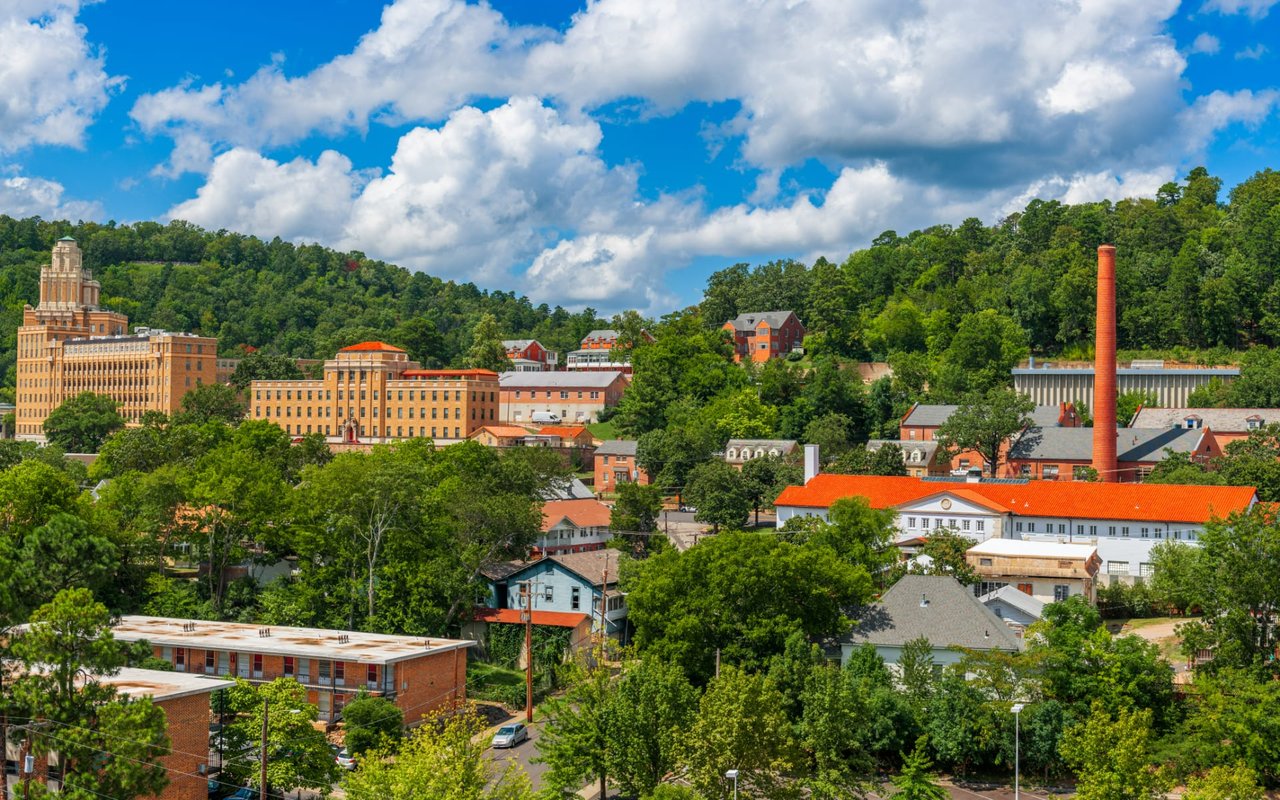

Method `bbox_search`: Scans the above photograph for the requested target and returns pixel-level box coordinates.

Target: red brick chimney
[1092,245,1118,482]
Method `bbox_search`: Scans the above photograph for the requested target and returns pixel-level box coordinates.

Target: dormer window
[1247,416,1263,430]
[726,448,737,460]
[1184,416,1202,429]
[910,450,923,463]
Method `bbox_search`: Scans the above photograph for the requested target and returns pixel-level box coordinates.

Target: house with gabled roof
[538,498,614,554]
[482,550,627,637]
[503,338,558,371]
[721,311,806,363]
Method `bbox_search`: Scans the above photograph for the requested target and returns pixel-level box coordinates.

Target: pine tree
[891,736,948,800]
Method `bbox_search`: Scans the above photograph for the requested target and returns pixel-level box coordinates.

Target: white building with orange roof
[538,498,614,554]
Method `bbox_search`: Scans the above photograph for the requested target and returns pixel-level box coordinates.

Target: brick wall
[393,649,467,726]
[151,692,214,800]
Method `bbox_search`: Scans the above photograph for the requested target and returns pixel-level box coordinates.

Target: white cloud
[1178,89,1280,151]
[1201,0,1279,19]
[1236,43,1269,60]
[0,168,102,219]
[0,0,122,153]
[1040,62,1137,116]
[1190,33,1221,54]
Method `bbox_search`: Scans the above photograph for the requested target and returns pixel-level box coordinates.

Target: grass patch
[1118,617,1181,632]
[588,420,620,440]
[469,662,525,687]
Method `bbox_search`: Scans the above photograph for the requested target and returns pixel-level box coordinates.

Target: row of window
[905,516,986,533]
[1013,521,1197,541]
[511,390,604,400]
[256,387,485,402]
[167,648,384,686]
[281,423,465,439]
[260,405,489,421]
[1106,561,1155,576]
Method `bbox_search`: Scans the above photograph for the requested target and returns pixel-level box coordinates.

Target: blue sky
[2,1,1278,313]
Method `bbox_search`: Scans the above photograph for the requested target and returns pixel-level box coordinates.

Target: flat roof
[1012,367,1239,376]
[103,667,236,702]
[113,616,474,665]
[500,371,623,388]
[967,538,1097,560]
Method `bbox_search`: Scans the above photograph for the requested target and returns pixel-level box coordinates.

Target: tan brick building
[14,238,217,441]
[112,616,474,727]
[248,342,500,444]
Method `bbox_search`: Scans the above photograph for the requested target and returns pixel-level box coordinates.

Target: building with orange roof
[480,550,627,638]
[469,424,537,447]
[775,472,1257,583]
[248,342,499,445]
[537,425,595,447]
[721,311,806,363]
[538,498,614,554]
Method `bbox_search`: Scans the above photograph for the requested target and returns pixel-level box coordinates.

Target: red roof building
[539,498,613,554]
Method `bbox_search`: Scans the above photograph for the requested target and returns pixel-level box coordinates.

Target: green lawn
[468,662,524,687]
[588,420,620,440]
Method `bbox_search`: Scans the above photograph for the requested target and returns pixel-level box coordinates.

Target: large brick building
[15,238,218,441]
[503,339,558,371]
[249,342,500,444]
[722,311,806,363]
[112,616,473,726]
[499,371,628,424]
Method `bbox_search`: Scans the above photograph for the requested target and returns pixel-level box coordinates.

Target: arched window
[726,448,737,460]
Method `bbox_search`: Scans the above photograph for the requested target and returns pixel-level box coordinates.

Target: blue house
[483,550,627,638]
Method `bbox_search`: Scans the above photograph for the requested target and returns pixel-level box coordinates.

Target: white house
[979,586,1045,633]
[537,498,613,554]
[775,473,1257,580]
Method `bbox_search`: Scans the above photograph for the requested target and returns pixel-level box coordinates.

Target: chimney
[1092,244,1118,482]
[803,444,820,484]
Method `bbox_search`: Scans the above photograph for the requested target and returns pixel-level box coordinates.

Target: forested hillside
[4,166,1280,403]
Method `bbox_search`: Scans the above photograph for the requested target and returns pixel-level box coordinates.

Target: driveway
[484,718,550,790]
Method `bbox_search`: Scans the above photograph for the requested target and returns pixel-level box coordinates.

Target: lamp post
[725,769,739,800]
[1011,703,1024,800]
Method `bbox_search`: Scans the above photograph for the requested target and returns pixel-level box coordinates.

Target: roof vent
[338,634,350,644]
[182,622,197,633]
[920,593,929,608]
[258,627,272,638]
[984,629,990,639]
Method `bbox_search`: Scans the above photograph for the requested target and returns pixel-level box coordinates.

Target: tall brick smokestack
[1092,244,1118,482]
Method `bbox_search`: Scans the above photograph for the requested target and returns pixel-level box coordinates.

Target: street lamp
[725,769,739,800]
[1011,703,1025,800]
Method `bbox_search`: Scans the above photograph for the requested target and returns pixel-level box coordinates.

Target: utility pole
[597,560,609,664]
[19,736,32,800]
[260,699,269,800]
[524,581,534,724]
[1,711,8,800]
[715,647,721,678]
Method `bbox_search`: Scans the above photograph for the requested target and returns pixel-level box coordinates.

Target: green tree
[1116,391,1157,427]
[42,391,125,452]
[220,678,338,795]
[683,460,751,533]
[829,443,909,476]
[897,637,937,708]
[1184,764,1265,800]
[8,589,171,800]
[173,381,246,425]
[890,737,948,800]
[610,482,663,552]
[910,529,979,585]
[345,707,532,800]
[1215,423,1280,501]
[934,388,1035,477]
[465,313,510,372]
[1148,541,1206,614]
[1060,703,1167,800]
[608,659,699,797]
[229,351,303,391]
[740,455,800,527]
[931,310,1029,399]
[536,665,615,800]
[681,667,802,800]
[1144,450,1223,486]
[780,497,898,577]
[1176,670,1280,786]
[342,694,404,756]
[802,413,857,461]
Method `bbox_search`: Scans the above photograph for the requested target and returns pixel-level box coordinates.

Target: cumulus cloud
[1201,0,1279,19]
[1178,89,1280,151]
[0,168,102,219]
[1236,44,1269,60]
[0,0,123,153]
[1190,33,1221,54]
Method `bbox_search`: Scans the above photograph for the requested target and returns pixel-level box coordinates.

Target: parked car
[491,723,528,749]
[226,788,258,800]
[335,748,357,770]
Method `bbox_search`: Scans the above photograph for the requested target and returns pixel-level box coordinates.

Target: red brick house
[594,439,649,494]
[900,402,1082,474]
[503,339,557,371]
[112,616,473,726]
[722,311,806,363]
[1004,426,1222,482]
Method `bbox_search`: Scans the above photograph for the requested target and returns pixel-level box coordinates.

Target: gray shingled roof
[502,338,536,349]
[1130,407,1280,432]
[868,439,940,462]
[595,439,638,456]
[902,404,1067,428]
[583,329,619,341]
[1008,426,1205,462]
[500,371,624,388]
[726,311,797,331]
[844,575,1022,652]
[726,438,798,452]
[547,550,621,588]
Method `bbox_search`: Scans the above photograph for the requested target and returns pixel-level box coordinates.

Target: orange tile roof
[538,426,590,438]
[775,473,1257,524]
[339,341,405,352]
[471,607,591,628]
[542,498,613,531]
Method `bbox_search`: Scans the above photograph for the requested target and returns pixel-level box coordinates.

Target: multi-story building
[721,311,806,363]
[775,472,1257,581]
[565,329,651,373]
[499,371,627,424]
[537,498,613,554]
[966,538,1101,604]
[1004,425,1221,482]
[1,667,232,800]
[15,238,218,441]
[1012,363,1239,409]
[112,616,473,726]
[248,342,500,444]
[867,439,949,477]
[503,339,558,371]
[723,438,797,467]
[484,550,628,637]
[593,439,649,494]
[899,402,1081,474]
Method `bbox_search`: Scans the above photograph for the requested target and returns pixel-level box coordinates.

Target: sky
[1,0,1279,314]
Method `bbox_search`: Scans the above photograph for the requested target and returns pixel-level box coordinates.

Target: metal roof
[967,538,1097,559]
[725,311,797,331]
[500,371,624,388]
[902,404,1069,428]
[978,586,1046,620]
[1012,367,1239,376]
[1008,426,1205,462]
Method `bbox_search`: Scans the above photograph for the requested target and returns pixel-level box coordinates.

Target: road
[484,718,551,790]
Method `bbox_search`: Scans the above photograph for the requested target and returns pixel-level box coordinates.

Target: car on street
[491,722,528,749]
[335,747,357,770]
[226,788,257,800]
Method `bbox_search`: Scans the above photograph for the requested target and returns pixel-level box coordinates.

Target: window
[976,521,985,532]
[571,586,581,610]
[544,586,554,602]
[367,665,378,686]
[1140,527,1150,538]
[319,660,330,681]
[1017,583,1033,595]
[1058,524,1066,534]
[1054,585,1070,602]
[1107,561,1130,576]
[335,661,345,685]
[933,518,942,529]
[1108,526,1116,536]
[1016,521,1023,532]
[205,650,216,673]
[1154,528,1163,539]
[174,647,186,670]
[963,519,971,531]
[1089,525,1097,536]
[1121,526,1130,538]
[1139,563,1155,577]
[906,516,916,529]
[979,557,993,566]
[252,653,263,677]
[1043,465,1059,479]
[284,657,295,677]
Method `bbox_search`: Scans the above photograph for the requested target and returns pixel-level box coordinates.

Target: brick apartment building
[15,238,218,441]
[499,371,627,424]
[1129,407,1280,447]
[593,439,649,495]
[721,311,806,363]
[1,667,233,800]
[111,617,474,726]
[503,339,558,371]
[249,342,499,444]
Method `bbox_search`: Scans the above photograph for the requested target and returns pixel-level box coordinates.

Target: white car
[334,748,356,770]
[491,723,528,749]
